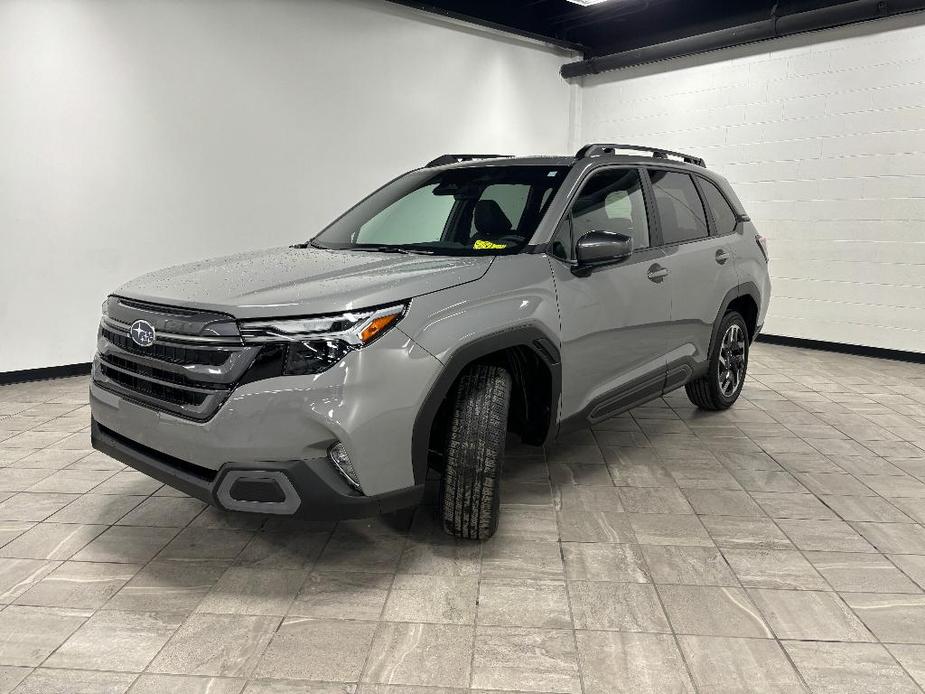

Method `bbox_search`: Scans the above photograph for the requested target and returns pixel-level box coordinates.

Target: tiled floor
[0,342,924,693]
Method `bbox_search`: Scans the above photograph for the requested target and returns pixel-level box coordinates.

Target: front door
[549,167,672,426]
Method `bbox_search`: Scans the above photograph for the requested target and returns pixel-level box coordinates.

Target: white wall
[580,14,925,354]
[0,0,575,372]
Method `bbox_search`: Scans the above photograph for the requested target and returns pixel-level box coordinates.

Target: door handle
[647,264,670,282]
[715,249,731,264]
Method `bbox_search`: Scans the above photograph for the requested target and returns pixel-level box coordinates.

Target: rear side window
[649,170,709,245]
[699,179,738,235]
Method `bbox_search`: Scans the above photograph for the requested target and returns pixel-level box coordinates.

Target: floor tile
[820,494,911,522]
[748,589,873,641]
[658,585,773,638]
[116,496,206,528]
[382,574,477,625]
[14,560,139,608]
[853,522,925,554]
[45,493,144,524]
[481,539,563,579]
[776,519,875,553]
[0,604,90,666]
[561,542,649,583]
[197,567,305,616]
[290,572,391,621]
[678,635,806,693]
[0,492,78,521]
[255,617,377,681]
[628,514,713,546]
[700,516,793,549]
[569,581,669,632]
[11,668,135,693]
[477,578,571,628]
[641,545,738,586]
[0,522,105,560]
[842,593,925,643]
[888,644,925,689]
[156,528,253,562]
[127,674,246,694]
[105,559,229,613]
[577,631,694,694]
[784,641,919,694]
[45,609,182,671]
[72,526,178,563]
[750,492,838,520]
[363,622,473,688]
[150,613,280,677]
[684,489,765,517]
[619,487,692,514]
[0,557,59,603]
[471,625,580,693]
[805,551,921,593]
[723,548,828,590]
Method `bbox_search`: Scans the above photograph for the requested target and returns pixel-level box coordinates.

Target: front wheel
[439,364,512,540]
[686,311,749,411]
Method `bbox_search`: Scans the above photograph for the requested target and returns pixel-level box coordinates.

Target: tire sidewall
[713,312,749,407]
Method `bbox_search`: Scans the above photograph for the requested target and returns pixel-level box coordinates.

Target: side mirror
[574,231,633,275]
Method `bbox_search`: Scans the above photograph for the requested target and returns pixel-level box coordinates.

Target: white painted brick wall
[580,14,925,353]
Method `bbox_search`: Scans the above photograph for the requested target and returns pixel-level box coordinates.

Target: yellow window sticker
[473,239,507,250]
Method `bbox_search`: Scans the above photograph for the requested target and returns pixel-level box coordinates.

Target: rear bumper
[91,419,424,519]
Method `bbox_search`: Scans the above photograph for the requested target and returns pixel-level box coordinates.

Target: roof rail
[425,154,512,168]
[576,143,706,168]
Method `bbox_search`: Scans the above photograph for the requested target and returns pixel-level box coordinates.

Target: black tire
[439,364,512,540]
[686,311,749,411]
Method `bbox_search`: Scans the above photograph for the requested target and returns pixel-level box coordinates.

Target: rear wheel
[686,311,749,411]
[439,364,512,540]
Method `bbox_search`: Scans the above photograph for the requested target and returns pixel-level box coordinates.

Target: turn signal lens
[359,313,400,344]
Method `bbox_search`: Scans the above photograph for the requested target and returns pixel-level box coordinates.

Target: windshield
[311,166,568,255]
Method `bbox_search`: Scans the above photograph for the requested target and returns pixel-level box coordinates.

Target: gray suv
[90,144,771,539]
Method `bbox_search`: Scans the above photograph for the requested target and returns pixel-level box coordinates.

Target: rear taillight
[756,234,769,262]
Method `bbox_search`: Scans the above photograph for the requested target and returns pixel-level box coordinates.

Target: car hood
[116,246,493,318]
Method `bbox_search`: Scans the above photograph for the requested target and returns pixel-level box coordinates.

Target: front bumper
[91,419,424,519]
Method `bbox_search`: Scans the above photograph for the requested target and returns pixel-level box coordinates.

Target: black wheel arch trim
[411,325,562,484]
[711,282,761,352]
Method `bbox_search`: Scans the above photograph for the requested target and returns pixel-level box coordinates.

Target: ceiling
[386,0,875,57]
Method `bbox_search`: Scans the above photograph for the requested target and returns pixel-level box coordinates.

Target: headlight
[239,304,406,375]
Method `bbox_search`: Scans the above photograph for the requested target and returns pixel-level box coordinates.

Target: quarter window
[649,171,709,245]
[699,179,738,235]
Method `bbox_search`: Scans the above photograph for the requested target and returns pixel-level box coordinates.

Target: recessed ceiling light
[565,0,614,6]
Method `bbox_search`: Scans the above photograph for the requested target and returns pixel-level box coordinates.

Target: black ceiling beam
[385,0,587,51]
[561,0,925,77]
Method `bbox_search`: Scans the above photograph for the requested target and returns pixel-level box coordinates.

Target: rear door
[646,168,739,386]
[549,167,671,426]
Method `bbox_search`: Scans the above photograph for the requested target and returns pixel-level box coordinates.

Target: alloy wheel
[718,323,746,397]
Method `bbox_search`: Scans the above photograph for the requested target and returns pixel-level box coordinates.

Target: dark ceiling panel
[385,0,897,57]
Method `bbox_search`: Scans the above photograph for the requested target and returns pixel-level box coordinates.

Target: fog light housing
[329,442,362,492]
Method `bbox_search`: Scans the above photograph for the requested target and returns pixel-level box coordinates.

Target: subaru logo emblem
[129,320,156,347]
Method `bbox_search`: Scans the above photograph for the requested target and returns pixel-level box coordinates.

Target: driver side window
[553,168,650,260]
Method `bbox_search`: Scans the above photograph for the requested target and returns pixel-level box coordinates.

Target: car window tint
[357,184,454,244]
[650,170,709,244]
[700,178,738,235]
[471,184,530,236]
[570,169,650,251]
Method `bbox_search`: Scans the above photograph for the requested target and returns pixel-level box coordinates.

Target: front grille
[101,327,230,366]
[100,354,225,391]
[99,363,209,407]
[93,298,259,421]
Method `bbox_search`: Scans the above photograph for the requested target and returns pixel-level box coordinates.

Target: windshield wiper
[350,245,435,255]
